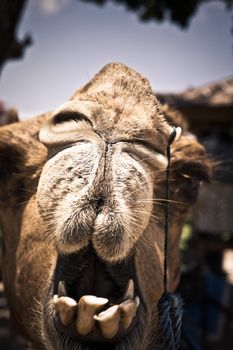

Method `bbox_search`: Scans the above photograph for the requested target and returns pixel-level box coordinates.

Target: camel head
[0,63,210,349]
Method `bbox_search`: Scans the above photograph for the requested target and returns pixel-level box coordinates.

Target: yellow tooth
[53,294,58,303]
[123,279,134,300]
[76,295,108,336]
[54,296,77,326]
[58,281,67,297]
[119,297,140,329]
[94,305,120,339]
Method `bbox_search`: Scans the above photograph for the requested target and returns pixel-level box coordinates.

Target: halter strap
[163,128,177,292]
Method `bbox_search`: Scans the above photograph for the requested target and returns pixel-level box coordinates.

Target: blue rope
[155,128,183,350]
[156,293,183,350]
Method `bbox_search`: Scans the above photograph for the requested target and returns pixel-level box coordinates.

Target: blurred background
[0,0,232,116]
[0,0,233,349]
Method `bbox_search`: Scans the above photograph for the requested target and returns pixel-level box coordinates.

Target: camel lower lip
[52,294,140,343]
[52,281,140,341]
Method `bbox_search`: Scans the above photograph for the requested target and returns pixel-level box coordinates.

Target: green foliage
[0,0,232,74]
[81,0,233,27]
[180,222,193,251]
[0,0,31,74]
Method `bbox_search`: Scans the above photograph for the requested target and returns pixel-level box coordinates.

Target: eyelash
[53,113,92,127]
[127,140,164,155]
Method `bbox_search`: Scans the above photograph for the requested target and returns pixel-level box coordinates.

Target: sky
[0,0,232,118]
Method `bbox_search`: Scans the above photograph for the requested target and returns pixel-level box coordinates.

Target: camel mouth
[45,245,145,346]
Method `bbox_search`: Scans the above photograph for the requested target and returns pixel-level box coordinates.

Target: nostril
[96,197,105,213]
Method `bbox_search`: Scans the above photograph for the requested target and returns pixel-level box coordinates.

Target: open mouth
[46,244,144,346]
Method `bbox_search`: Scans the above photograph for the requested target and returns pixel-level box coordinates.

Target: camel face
[0,64,210,350]
[37,64,172,263]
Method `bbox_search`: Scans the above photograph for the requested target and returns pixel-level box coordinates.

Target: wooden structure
[159,78,233,350]
[157,77,233,135]
[158,77,233,236]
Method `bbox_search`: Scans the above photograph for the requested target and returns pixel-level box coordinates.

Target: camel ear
[0,110,22,182]
[0,117,48,205]
[0,132,24,183]
[170,132,212,204]
[0,128,28,208]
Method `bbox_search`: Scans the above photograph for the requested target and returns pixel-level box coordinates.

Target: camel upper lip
[48,244,143,343]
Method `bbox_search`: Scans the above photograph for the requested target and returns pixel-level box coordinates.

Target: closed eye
[39,111,94,147]
[52,112,93,127]
[127,139,165,156]
[124,141,168,169]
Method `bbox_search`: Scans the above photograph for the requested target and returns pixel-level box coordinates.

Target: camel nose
[96,196,105,214]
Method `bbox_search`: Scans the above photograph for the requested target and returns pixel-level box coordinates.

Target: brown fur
[0,106,19,126]
[0,63,211,349]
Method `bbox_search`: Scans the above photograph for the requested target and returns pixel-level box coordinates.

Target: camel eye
[39,112,93,146]
[135,140,163,155]
[128,139,164,156]
[53,112,92,127]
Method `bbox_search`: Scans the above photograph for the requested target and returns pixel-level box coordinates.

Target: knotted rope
[155,128,183,350]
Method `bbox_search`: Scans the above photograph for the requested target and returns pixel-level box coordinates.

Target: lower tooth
[76,296,108,336]
[58,281,67,297]
[119,297,140,329]
[123,279,134,300]
[54,296,77,326]
[94,305,120,339]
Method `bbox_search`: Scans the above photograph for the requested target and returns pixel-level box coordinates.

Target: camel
[0,63,211,349]
[0,102,19,126]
